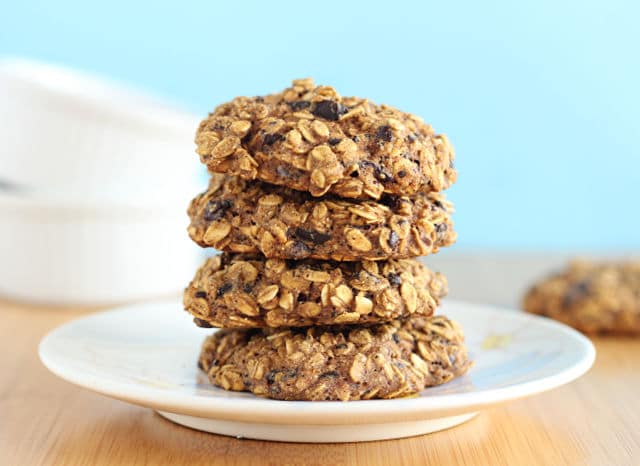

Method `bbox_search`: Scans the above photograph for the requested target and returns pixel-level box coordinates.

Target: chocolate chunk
[194,318,213,328]
[276,165,291,178]
[289,227,331,245]
[328,137,342,146]
[388,230,399,248]
[312,100,347,121]
[359,160,394,183]
[216,282,233,297]
[563,280,591,307]
[433,200,445,210]
[194,290,207,298]
[203,199,232,222]
[288,101,311,111]
[388,273,402,286]
[263,133,284,146]
[379,195,401,211]
[282,368,298,379]
[374,166,394,182]
[266,370,278,384]
[287,240,312,259]
[376,125,393,142]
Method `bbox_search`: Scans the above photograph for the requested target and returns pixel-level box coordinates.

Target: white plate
[39,300,595,443]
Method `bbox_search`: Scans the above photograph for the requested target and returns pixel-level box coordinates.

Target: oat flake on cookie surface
[195,78,456,200]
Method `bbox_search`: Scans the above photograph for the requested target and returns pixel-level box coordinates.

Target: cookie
[195,78,455,200]
[198,315,470,401]
[523,260,640,335]
[187,174,456,261]
[184,253,447,328]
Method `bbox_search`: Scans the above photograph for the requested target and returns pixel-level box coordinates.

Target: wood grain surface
[1,254,639,465]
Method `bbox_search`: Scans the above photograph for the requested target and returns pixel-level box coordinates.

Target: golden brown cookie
[195,78,455,200]
[187,174,456,261]
[184,253,447,328]
[198,315,470,401]
[523,260,640,335]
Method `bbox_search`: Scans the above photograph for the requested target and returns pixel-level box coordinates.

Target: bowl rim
[0,58,197,135]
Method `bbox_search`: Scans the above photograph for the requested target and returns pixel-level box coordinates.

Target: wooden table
[2,255,639,465]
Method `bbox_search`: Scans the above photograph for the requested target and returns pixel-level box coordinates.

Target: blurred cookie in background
[523,260,640,335]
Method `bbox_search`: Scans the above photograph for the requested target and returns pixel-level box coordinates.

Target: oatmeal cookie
[523,260,640,335]
[198,315,470,401]
[195,78,455,200]
[187,174,455,261]
[184,253,447,328]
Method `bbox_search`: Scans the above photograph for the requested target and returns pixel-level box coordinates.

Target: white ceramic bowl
[0,193,202,305]
[0,58,200,203]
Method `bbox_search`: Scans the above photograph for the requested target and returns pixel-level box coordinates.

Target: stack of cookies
[183,79,471,401]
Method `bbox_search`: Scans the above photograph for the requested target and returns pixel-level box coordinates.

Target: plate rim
[39,299,596,425]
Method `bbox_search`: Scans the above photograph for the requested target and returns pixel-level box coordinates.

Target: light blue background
[2,0,638,250]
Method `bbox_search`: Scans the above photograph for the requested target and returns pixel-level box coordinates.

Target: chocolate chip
[288,240,311,259]
[433,200,445,210]
[194,290,207,298]
[319,371,339,378]
[379,195,400,211]
[243,283,254,293]
[388,273,402,286]
[197,360,205,370]
[388,230,399,248]
[392,333,400,343]
[350,170,359,178]
[203,199,232,222]
[435,223,448,233]
[289,227,331,244]
[352,135,360,143]
[376,125,393,142]
[193,318,213,328]
[216,282,232,297]
[282,368,298,379]
[328,137,342,146]
[262,133,284,146]
[266,370,278,384]
[406,133,418,143]
[563,280,591,307]
[359,160,394,183]
[312,100,347,121]
[375,166,394,182]
[334,343,348,350]
[276,166,291,178]
[297,293,308,302]
[397,170,407,178]
[288,100,311,111]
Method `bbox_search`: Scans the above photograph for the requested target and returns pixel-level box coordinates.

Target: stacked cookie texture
[184,79,470,400]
